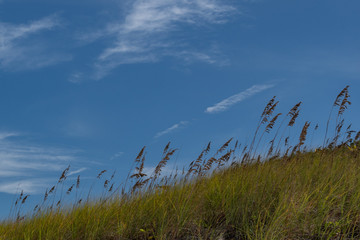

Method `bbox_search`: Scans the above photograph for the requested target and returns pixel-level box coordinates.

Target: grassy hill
[1,86,360,239]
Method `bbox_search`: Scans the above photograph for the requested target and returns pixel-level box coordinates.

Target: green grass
[1,146,360,239]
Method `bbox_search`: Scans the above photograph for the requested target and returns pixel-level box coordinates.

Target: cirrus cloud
[78,0,237,80]
[0,14,71,71]
[205,84,274,114]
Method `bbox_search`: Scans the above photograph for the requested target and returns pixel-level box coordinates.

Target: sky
[0,0,360,218]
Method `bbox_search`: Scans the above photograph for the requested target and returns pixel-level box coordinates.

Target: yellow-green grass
[1,146,360,239]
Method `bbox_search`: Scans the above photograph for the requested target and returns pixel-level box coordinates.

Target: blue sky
[0,0,360,217]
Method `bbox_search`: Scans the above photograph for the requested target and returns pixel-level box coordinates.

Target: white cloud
[0,131,81,194]
[154,121,189,139]
[0,132,19,140]
[0,179,50,194]
[171,50,225,65]
[0,15,59,43]
[82,0,236,79]
[68,167,87,177]
[0,170,27,177]
[0,142,76,174]
[110,151,124,160]
[205,84,274,114]
[123,0,234,31]
[68,72,85,84]
[0,15,71,70]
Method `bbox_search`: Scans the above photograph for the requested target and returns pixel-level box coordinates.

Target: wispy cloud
[80,0,236,79]
[68,72,85,84]
[205,84,274,114]
[0,131,81,194]
[0,15,71,70]
[154,121,189,139]
[0,15,59,42]
[110,151,124,160]
[0,132,19,140]
[68,167,87,177]
[0,179,50,194]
